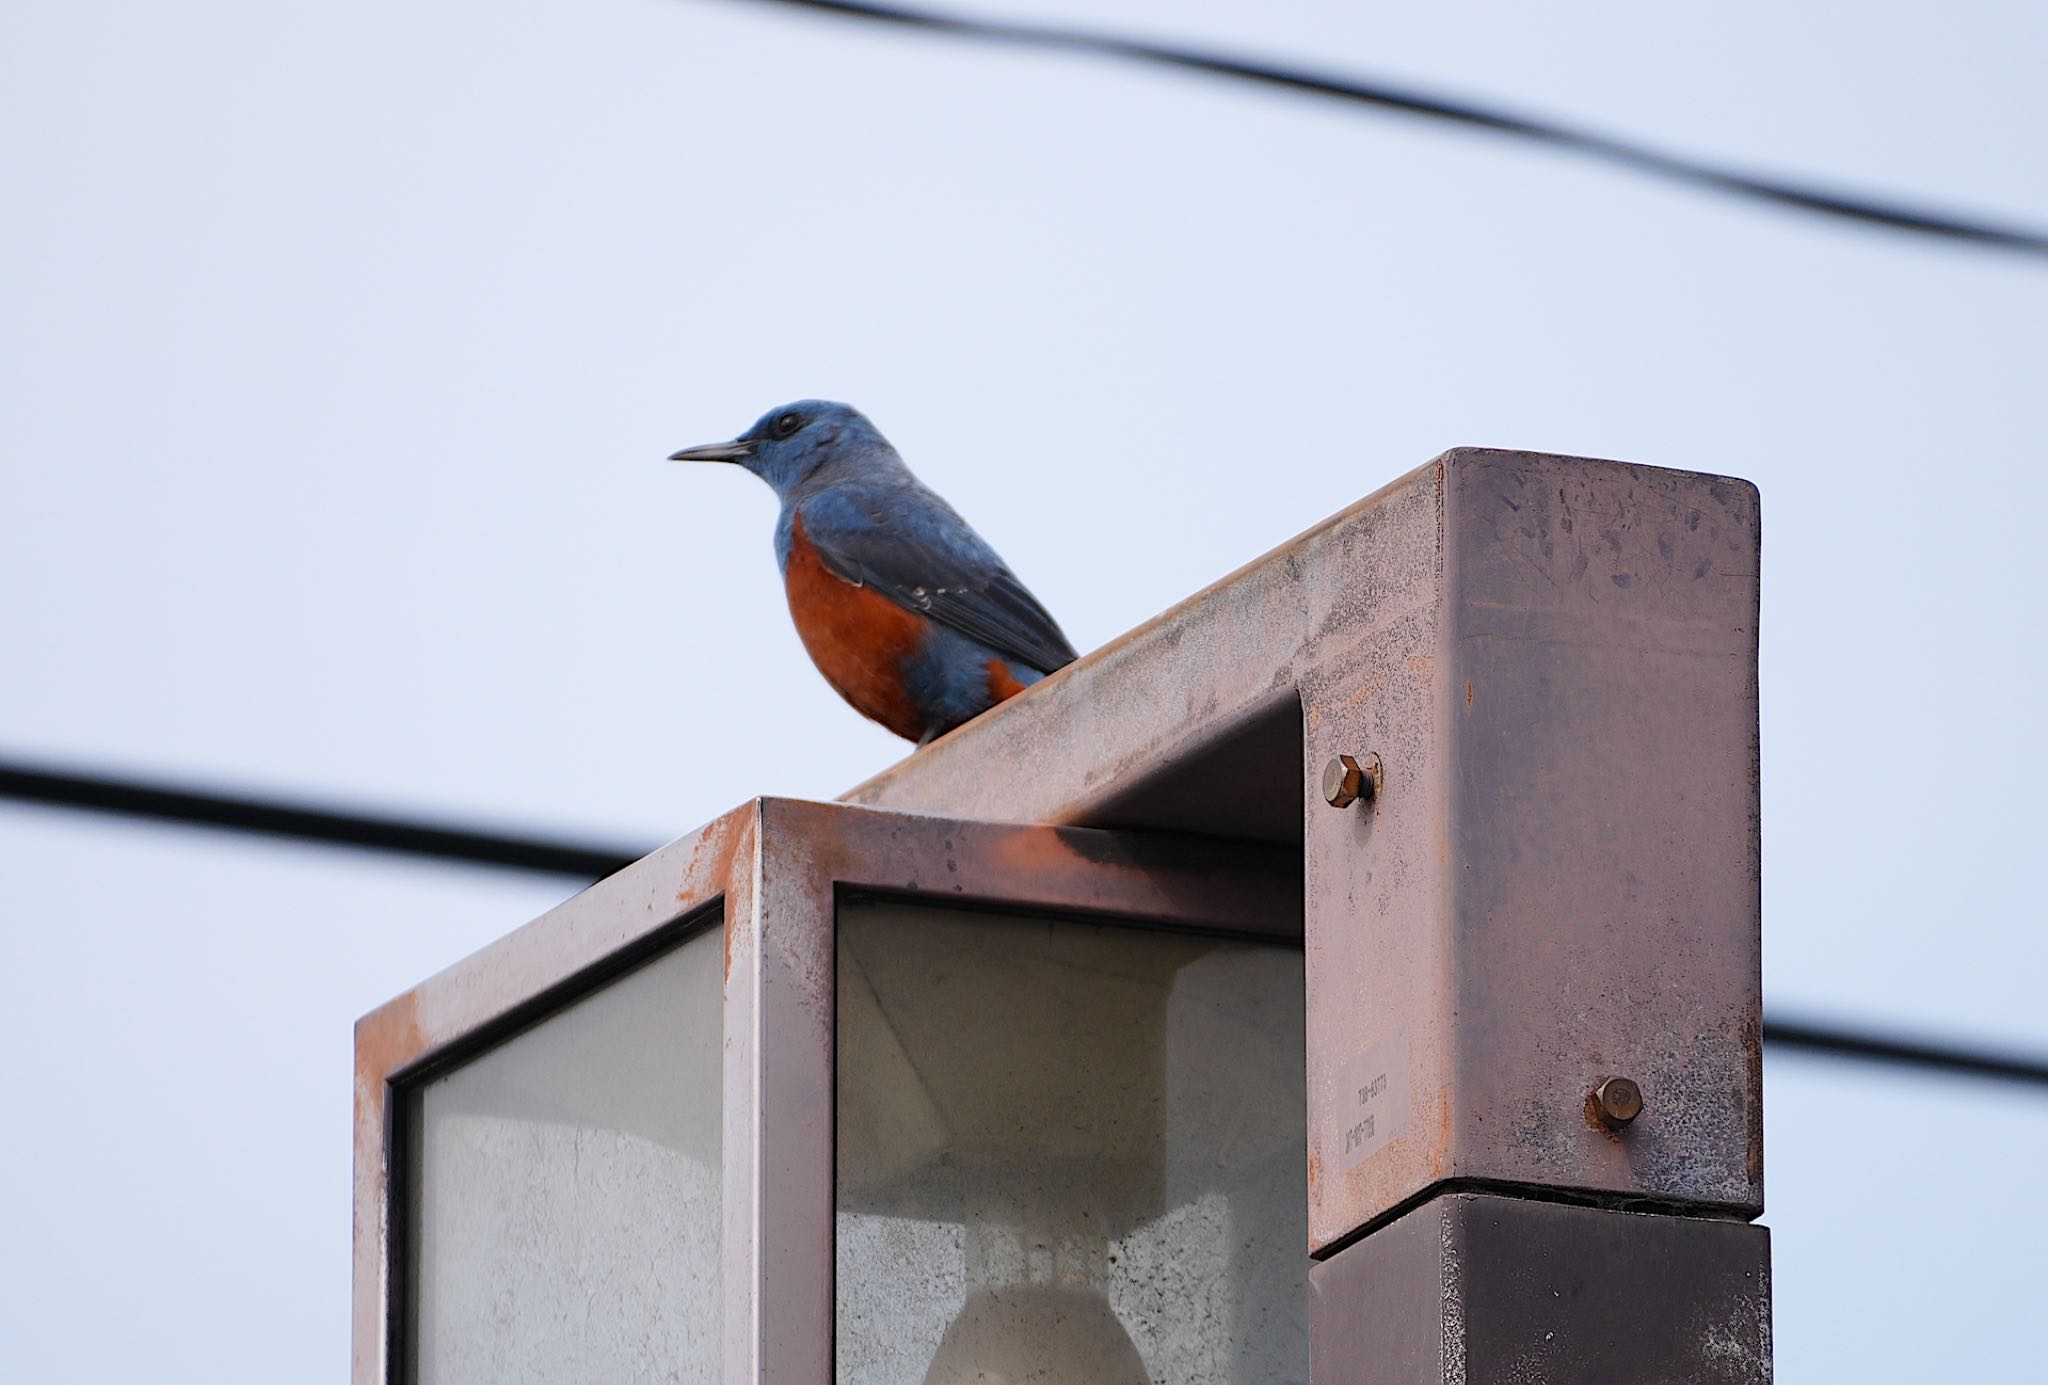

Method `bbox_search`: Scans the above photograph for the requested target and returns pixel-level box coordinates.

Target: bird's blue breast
[902,624,1046,732]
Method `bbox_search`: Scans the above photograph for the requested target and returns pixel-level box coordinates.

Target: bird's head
[668,399,894,499]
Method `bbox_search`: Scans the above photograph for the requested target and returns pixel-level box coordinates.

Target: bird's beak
[667,438,755,463]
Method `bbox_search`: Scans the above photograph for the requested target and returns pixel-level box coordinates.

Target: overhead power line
[6,756,2048,1089]
[0,760,642,880]
[1764,1015,2048,1086]
[723,0,2048,261]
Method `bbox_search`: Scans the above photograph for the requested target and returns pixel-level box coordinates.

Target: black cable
[8,756,2048,1087]
[725,0,2048,260]
[0,760,644,880]
[1765,1015,2048,1086]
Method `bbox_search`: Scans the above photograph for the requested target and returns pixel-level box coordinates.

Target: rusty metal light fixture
[358,448,1771,1385]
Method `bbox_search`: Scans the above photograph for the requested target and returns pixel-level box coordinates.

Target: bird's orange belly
[783,520,930,740]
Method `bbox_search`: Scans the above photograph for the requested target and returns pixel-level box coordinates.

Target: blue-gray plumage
[669,401,1077,742]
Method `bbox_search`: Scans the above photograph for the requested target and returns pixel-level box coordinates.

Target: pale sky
[4,0,2046,1379]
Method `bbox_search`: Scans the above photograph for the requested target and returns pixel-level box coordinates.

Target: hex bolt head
[1322,753,1381,810]
[1589,1076,1644,1130]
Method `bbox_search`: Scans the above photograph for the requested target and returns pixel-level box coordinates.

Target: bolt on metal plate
[1589,1076,1644,1130]
[1322,753,1381,810]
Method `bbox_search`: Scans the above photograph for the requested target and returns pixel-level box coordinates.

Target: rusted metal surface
[845,448,1764,1250]
[1309,1191,1772,1383]
[352,799,1301,1384]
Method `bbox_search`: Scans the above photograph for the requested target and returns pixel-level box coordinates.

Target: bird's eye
[772,411,805,439]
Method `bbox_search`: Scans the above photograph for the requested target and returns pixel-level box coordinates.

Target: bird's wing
[796,485,1079,675]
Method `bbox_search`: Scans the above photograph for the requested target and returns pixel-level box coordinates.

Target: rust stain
[1465,680,1473,708]
[1337,664,1396,710]
[1741,1011,1765,1184]
[662,809,757,986]
[677,811,750,907]
[1583,1090,1614,1135]
[984,826,1101,887]
[1306,1150,1321,1197]
[721,815,763,987]
[353,989,427,1385]
[355,989,425,1115]
[1429,1091,1454,1179]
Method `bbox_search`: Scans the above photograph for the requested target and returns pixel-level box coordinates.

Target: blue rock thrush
[670,400,1078,743]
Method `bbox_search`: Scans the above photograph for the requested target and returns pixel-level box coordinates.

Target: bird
[669,400,1078,744]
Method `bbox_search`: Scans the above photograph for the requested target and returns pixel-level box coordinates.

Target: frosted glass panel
[409,921,723,1383]
[836,901,1307,1385]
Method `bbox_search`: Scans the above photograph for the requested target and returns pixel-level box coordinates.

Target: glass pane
[408,920,723,1383]
[837,901,1307,1385]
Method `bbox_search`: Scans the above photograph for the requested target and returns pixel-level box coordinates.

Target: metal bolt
[1322,753,1381,809]
[1589,1076,1644,1130]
